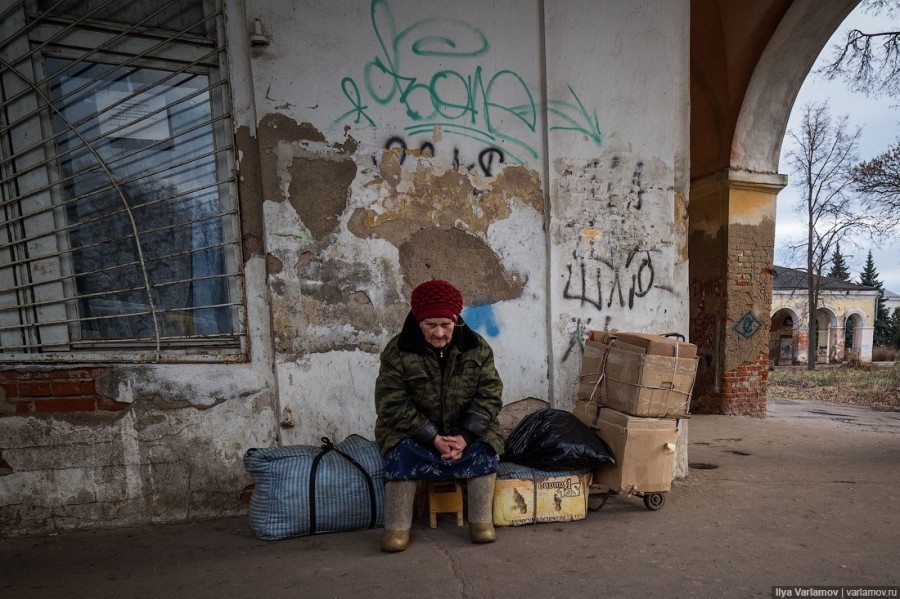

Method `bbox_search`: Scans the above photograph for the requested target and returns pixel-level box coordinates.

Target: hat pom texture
[410,280,463,322]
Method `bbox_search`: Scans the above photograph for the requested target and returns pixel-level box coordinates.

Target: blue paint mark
[732,311,763,340]
[463,304,500,338]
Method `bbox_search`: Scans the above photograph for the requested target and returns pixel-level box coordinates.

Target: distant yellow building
[770,266,879,364]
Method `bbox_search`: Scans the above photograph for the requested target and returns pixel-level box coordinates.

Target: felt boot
[381,480,417,552]
[466,473,497,544]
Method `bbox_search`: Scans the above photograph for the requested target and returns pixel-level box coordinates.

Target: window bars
[0,0,246,362]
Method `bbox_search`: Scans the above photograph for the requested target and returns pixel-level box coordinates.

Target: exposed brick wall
[0,368,122,414]
[693,352,769,417]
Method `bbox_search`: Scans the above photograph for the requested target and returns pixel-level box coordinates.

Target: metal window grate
[0,0,246,362]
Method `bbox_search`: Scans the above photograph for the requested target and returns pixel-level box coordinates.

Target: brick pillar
[688,170,786,416]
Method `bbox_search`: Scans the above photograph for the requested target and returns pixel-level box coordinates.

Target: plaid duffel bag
[243,435,385,540]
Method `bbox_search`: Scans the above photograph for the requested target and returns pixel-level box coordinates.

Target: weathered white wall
[0,259,279,535]
[545,0,691,406]
[246,0,690,445]
[1,0,691,534]
[247,0,550,446]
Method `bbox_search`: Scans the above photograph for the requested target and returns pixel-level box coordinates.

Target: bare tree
[820,0,900,99]
[851,143,900,231]
[784,103,873,369]
[820,0,900,234]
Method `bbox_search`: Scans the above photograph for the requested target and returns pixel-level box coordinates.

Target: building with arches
[769,266,878,365]
[0,0,878,533]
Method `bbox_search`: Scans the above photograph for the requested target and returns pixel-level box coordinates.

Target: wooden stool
[426,480,464,528]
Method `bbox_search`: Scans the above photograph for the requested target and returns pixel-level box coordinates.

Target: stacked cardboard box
[574,405,677,494]
[577,331,698,418]
[575,331,697,495]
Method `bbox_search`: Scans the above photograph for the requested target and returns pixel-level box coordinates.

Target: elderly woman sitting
[374,279,503,552]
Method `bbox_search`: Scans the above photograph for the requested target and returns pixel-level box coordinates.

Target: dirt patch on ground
[767,363,900,409]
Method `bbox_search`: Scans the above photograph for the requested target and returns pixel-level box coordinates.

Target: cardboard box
[590,331,697,359]
[578,338,698,418]
[492,463,591,526]
[588,407,677,494]
[576,338,643,404]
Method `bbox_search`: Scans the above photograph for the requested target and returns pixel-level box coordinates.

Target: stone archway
[844,310,866,360]
[689,0,860,415]
[770,307,800,366]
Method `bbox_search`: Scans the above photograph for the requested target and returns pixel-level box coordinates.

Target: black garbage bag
[502,409,615,471]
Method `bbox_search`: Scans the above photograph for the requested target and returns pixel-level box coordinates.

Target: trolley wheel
[642,493,666,511]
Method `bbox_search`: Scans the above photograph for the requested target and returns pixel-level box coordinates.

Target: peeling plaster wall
[1,389,274,533]
[0,259,279,535]
[249,0,552,446]
[247,0,691,446]
[689,172,784,416]
[0,0,693,534]
[688,177,729,400]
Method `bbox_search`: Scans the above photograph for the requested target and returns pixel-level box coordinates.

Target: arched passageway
[770,308,800,366]
[815,307,840,363]
[844,311,866,361]
[688,0,860,414]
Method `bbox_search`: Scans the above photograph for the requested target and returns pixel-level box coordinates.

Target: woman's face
[419,318,455,349]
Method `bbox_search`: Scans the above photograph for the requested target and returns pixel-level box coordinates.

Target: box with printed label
[492,463,591,527]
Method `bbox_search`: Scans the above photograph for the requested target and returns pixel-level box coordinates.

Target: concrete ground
[2,398,899,599]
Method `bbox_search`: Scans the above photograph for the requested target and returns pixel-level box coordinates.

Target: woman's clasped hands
[434,435,467,461]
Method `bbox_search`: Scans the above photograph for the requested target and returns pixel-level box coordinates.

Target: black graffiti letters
[478,147,505,176]
[564,247,655,311]
[376,135,505,177]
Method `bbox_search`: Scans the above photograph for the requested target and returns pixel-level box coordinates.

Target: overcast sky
[776,4,900,293]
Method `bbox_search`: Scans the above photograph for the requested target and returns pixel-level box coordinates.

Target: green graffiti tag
[548,85,602,146]
[336,77,376,127]
[333,0,602,162]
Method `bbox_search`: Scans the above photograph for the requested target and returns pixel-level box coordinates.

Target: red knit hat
[410,279,463,322]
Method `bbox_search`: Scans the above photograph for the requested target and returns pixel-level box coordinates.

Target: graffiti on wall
[563,242,655,311]
[559,156,651,211]
[561,315,613,362]
[377,135,506,176]
[334,0,602,164]
[463,304,501,338]
[732,311,764,340]
[556,154,669,316]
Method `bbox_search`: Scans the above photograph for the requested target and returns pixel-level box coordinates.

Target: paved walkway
[767,396,900,434]
[2,398,899,599]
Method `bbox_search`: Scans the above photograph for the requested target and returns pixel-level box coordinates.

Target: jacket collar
[396,312,479,355]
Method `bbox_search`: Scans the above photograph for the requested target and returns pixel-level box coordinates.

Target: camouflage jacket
[374,313,504,455]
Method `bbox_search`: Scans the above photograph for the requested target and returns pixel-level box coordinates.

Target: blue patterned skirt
[383,439,499,481]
